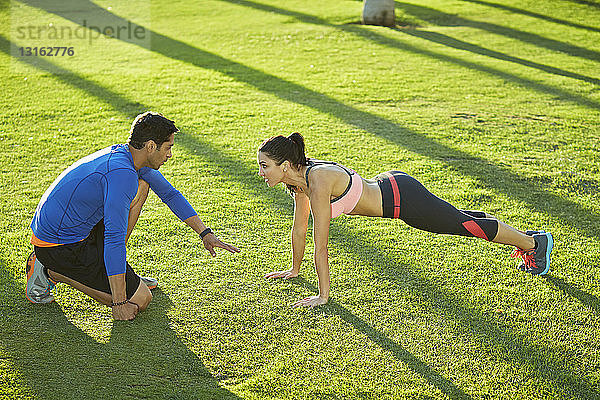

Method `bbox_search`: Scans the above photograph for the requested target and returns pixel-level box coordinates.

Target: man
[26,112,240,320]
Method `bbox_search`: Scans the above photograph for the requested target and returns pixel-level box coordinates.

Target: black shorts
[34,220,141,299]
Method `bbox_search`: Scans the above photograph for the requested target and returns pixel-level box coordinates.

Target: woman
[257,133,553,308]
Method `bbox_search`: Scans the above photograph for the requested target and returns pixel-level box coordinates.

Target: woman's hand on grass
[264,268,299,279]
[292,295,328,308]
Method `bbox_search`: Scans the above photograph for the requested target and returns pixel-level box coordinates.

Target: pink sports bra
[304,160,364,218]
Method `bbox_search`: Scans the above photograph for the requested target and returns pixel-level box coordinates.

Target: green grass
[1,0,600,398]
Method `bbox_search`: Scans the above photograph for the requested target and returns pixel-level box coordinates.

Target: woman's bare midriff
[348,178,383,217]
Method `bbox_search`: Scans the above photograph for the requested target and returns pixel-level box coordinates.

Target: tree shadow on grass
[398,28,600,86]
[0,257,241,400]
[456,0,600,34]
[223,0,600,87]
[565,0,600,10]
[394,1,600,62]
[3,14,600,246]
[16,0,600,109]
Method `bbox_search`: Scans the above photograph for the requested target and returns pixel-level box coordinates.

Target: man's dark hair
[128,112,179,149]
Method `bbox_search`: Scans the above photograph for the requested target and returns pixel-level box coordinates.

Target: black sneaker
[511,232,553,275]
[513,230,543,271]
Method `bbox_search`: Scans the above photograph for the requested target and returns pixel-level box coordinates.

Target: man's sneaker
[140,276,158,290]
[25,251,55,304]
[511,232,553,275]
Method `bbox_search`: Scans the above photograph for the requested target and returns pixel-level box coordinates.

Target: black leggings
[375,171,499,241]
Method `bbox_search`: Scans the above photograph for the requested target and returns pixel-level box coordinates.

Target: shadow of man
[0,257,241,400]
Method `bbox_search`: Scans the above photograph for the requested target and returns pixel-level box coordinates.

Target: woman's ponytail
[259,132,308,169]
[287,132,307,167]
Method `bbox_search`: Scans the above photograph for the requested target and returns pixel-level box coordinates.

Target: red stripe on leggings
[462,220,489,241]
[385,172,401,219]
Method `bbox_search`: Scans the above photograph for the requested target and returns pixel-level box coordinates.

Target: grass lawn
[1,0,600,398]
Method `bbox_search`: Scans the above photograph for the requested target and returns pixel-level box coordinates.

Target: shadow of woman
[292,278,473,400]
[0,259,241,400]
[166,133,600,398]
[544,275,600,312]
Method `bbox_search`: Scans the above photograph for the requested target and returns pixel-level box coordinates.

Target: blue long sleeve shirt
[31,144,197,276]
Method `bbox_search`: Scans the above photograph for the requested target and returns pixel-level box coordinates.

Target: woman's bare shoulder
[308,164,349,196]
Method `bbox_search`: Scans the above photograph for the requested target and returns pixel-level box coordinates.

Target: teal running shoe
[140,276,158,290]
[25,251,55,304]
[511,232,553,275]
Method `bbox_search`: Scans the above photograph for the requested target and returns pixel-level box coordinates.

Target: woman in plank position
[257,132,553,308]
